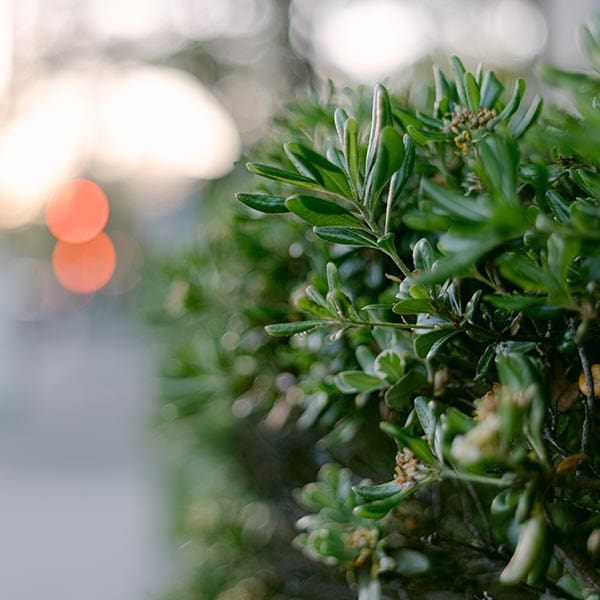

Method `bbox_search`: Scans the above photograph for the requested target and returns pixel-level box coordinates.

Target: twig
[555,542,600,593]
[571,318,595,454]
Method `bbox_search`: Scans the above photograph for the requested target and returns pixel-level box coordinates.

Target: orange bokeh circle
[52,233,116,294]
[46,179,110,243]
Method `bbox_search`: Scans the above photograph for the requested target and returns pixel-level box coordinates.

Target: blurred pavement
[0,246,170,600]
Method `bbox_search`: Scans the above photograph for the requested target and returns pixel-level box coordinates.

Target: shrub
[233,21,600,600]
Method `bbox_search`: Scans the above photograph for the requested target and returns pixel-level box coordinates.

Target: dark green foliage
[152,18,600,600]
[232,20,600,599]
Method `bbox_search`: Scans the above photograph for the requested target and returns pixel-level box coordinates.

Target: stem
[571,318,595,454]
[555,543,600,594]
[441,468,513,488]
[384,184,393,235]
[346,317,455,331]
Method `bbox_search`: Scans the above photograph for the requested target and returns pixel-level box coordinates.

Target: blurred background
[0,1,597,598]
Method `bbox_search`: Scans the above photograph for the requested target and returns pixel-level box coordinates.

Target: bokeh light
[96,67,242,180]
[46,179,110,244]
[311,0,434,83]
[52,232,116,295]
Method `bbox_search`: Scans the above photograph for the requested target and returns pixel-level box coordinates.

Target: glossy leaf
[353,480,402,501]
[286,195,363,227]
[392,298,436,315]
[285,142,352,196]
[314,226,379,249]
[336,371,386,393]
[385,370,427,411]
[236,193,289,214]
[414,329,458,360]
[366,84,393,174]
[247,162,324,192]
[480,70,504,109]
[265,320,327,336]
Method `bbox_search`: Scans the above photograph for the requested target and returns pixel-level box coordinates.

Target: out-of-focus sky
[0,1,597,599]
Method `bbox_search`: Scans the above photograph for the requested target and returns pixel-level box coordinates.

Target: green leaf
[305,285,331,311]
[546,190,570,223]
[475,344,496,381]
[414,329,457,360]
[497,253,551,293]
[492,78,526,124]
[547,233,579,286]
[334,107,348,146]
[365,126,404,203]
[265,320,327,336]
[464,71,480,112]
[373,349,405,382]
[286,195,363,227]
[314,226,379,249]
[414,236,498,285]
[389,135,416,199]
[285,142,352,196]
[326,262,340,291]
[366,84,393,174]
[406,125,450,145]
[344,118,360,191]
[392,106,422,130]
[476,136,519,206]
[450,56,468,107]
[247,162,324,192]
[414,396,437,443]
[236,193,289,214]
[356,345,376,374]
[509,95,543,139]
[485,294,562,319]
[336,371,385,393]
[421,179,491,222]
[480,70,504,109]
[392,298,436,315]
[380,422,436,464]
[385,370,427,411]
[415,111,444,129]
[433,64,451,116]
[353,480,402,501]
[412,237,436,272]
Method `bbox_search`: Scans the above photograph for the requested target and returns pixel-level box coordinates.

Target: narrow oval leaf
[336,371,385,393]
[413,237,436,272]
[366,84,393,174]
[344,118,360,191]
[353,480,402,501]
[385,370,427,411]
[480,70,504,109]
[450,56,468,106]
[509,95,543,139]
[314,226,379,248]
[406,125,450,145]
[285,142,352,196]
[236,193,289,214]
[464,72,480,112]
[492,78,526,124]
[247,162,324,192]
[265,320,327,336]
[389,135,416,200]
[392,298,436,315]
[414,329,457,360]
[286,195,363,227]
